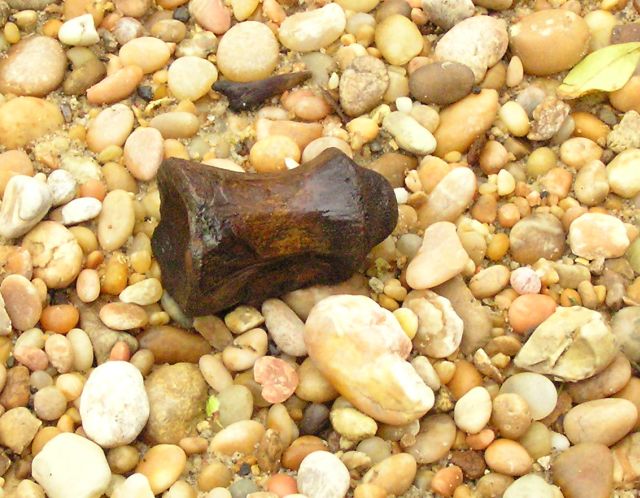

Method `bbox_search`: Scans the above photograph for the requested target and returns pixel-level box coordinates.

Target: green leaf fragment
[557,42,640,99]
[206,395,219,417]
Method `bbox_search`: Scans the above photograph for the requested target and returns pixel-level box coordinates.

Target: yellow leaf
[557,42,640,99]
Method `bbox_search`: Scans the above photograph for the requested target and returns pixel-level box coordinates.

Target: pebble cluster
[0,0,639,497]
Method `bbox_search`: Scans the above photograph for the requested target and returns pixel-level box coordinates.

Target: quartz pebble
[119,278,163,306]
[112,473,155,498]
[500,372,557,420]
[454,386,492,434]
[0,175,52,239]
[569,213,630,260]
[86,104,135,153]
[58,14,100,46]
[98,190,135,251]
[217,22,279,82]
[607,149,640,198]
[382,112,436,155]
[32,433,111,498]
[297,451,350,498]
[0,36,66,96]
[278,4,346,52]
[53,197,102,226]
[504,474,560,498]
[47,170,77,207]
[80,361,150,447]
[375,14,423,66]
[168,56,218,101]
[119,37,171,74]
[406,221,469,290]
[304,295,433,424]
[435,15,508,83]
[509,267,541,295]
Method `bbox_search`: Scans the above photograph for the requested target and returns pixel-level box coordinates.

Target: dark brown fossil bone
[212,71,312,112]
[151,148,398,316]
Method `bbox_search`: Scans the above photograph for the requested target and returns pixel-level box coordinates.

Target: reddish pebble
[109,340,131,361]
[508,294,557,334]
[267,474,298,497]
[14,346,49,371]
[466,428,495,450]
[430,465,463,497]
[510,266,541,295]
[79,179,107,201]
[253,356,299,403]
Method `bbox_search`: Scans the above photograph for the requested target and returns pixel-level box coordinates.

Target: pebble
[409,61,475,106]
[0,149,33,195]
[469,265,510,298]
[32,433,111,498]
[515,306,617,382]
[120,37,170,74]
[45,333,75,373]
[53,197,102,225]
[612,307,640,363]
[375,14,423,66]
[433,90,499,158]
[422,0,474,30]
[250,136,300,173]
[575,160,609,206]
[80,361,149,447]
[217,21,279,82]
[58,14,100,46]
[508,294,556,334]
[144,362,208,444]
[301,137,352,163]
[0,36,65,96]
[362,453,416,495]
[330,407,377,441]
[606,148,640,198]
[406,221,469,289]
[403,290,463,358]
[0,175,52,239]
[568,213,630,260]
[210,420,265,455]
[138,326,210,364]
[0,407,41,453]
[86,103,134,153]
[0,365,29,408]
[509,213,565,264]
[612,432,640,484]
[500,372,557,420]
[33,385,67,420]
[382,111,436,155]
[304,295,433,424]
[98,190,135,251]
[435,15,508,83]
[136,444,186,494]
[189,0,230,34]
[99,302,148,330]
[0,274,41,330]
[491,393,531,440]
[297,451,350,498]
[120,278,163,305]
[168,56,218,101]
[564,398,637,446]
[278,3,346,52]
[47,169,77,207]
[417,167,477,228]
[510,9,589,76]
[504,474,560,498]
[217,384,253,427]
[509,267,540,295]
[339,55,389,117]
[0,97,64,149]
[568,353,631,403]
[254,355,298,403]
[112,473,155,498]
[553,443,613,498]
[484,439,532,476]
[149,112,200,139]
[86,66,144,105]
[454,386,492,434]
[124,127,164,181]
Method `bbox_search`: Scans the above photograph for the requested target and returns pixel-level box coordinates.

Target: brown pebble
[553,443,613,498]
[0,366,30,409]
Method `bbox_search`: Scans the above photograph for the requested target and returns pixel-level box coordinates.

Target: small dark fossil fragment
[151,148,398,315]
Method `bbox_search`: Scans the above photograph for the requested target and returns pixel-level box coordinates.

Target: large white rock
[80,360,149,447]
[32,433,111,498]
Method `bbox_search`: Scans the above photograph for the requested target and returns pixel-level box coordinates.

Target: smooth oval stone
[409,61,475,105]
[509,213,565,264]
[564,399,637,446]
[417,167,476,228]
[553,443,614,498]
[0,97,64,149]
[138,326,211,364]
[304,295,434,425]
[278,3,346,52]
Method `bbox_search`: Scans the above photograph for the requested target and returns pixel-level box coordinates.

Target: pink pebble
[510,267,541,295]
[254,356,299,404]
[14,346,49,371]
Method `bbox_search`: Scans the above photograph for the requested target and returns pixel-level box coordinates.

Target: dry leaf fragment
[557,42,640,99]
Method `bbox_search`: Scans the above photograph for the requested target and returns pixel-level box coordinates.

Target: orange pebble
[447,360,483,400]
[40,304,79,334]
[466,428,495,450]
[267,474,298,497]
[431,466,463,497]
[508,294,557,334]
[109,341,131,361]
[79,179,107,201]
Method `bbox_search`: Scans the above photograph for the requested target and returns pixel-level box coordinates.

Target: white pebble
[500,372,558,420]
[58,14,100,46]
[383,111,436,155]
[394,188,409,204]
[0,175,52,239]
[550,431,570,451]
[47,169,77,207]
[297,451,350,498]
[395,96,413,114]
[55,197,102,226]
[454,386,492,434]
[80,361,150,447]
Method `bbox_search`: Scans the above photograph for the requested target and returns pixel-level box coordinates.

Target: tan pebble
[119,37,170,74]
[301,137,352,164]
[560,137,602,170]
[405,414,456,464]
[136,444,186,495]
[500,372,557,421]
[149,112,200,139]
[76,269,101,303]
[250,136,300,173]
[568,353,632,403]
[469,265,510,299]
[509,213,565,264]
[564,398,637,447]
[568,213,630,260]
[417,167,476,228]
[434,90,499,158]
[0,150,34,197]
[406,221,469,290]
[454,386,492,434]
[362,453,416,495]
[447,359,482,400]
[484,439,532,476]
[256,118,323,150]
[295,357,339,403]
[0,274,41,331]
[189,0,231,34]
[99,302,148,330]
[282,90,331,122]
[491,393,531,440]
[168,56,218,102]
[86,104,134,153]
[553,443,613,498]
[278,4,346,53]
[98,190,135,250]
[87,65,144,105]
[375,14,423,66]
[430,465,463,497]
[610,75,640,114]
[124,127,164,181]
[209,420,265,455]
[0,97,64,149]
[606,148,640,198]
